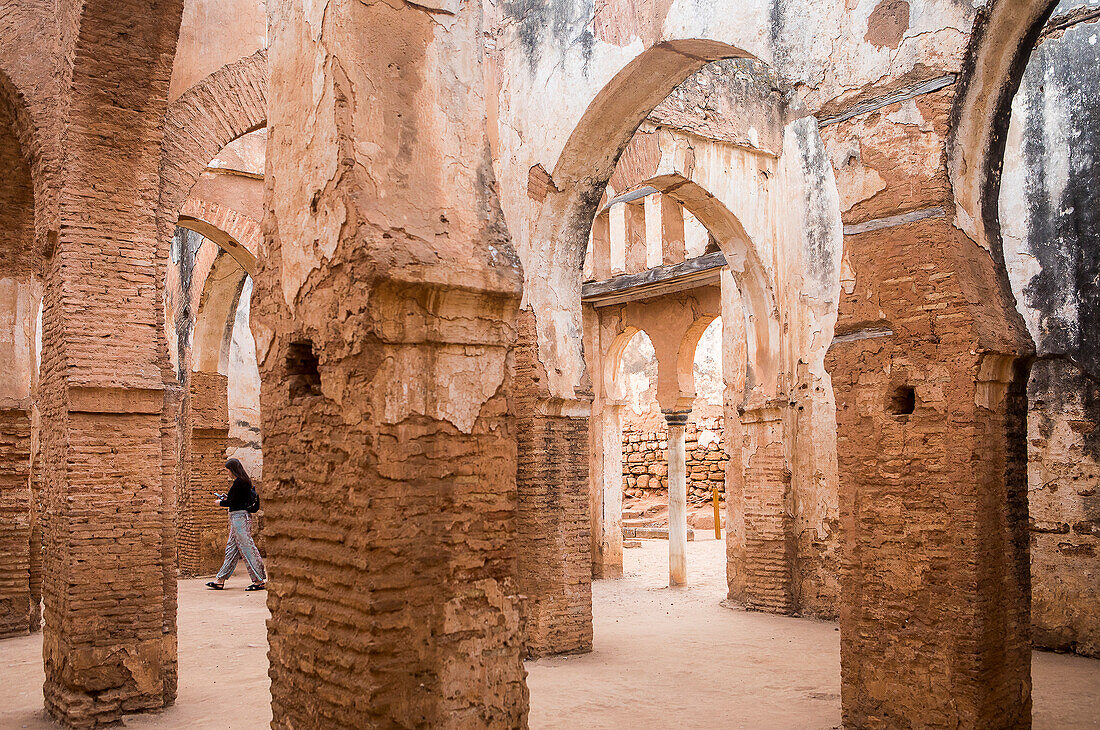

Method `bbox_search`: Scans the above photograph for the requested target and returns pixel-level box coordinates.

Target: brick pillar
[0,406,31,638]
[259,0,528,724]
[39,1,184,722]
[515,310,594,656]
[179,372,229,576]
[727,401,794,612]
[825,213,1031,726]
[28,420,42,632]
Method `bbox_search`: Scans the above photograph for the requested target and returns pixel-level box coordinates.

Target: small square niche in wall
[287,341,322,400]
[888,385,916,416]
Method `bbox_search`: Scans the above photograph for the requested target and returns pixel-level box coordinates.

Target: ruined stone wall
[1000,1,1100,658]
[622,417,727,504]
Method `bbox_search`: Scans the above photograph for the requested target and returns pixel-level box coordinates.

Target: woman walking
[206,458,266,591]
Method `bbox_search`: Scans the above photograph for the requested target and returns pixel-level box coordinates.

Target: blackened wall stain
[173,226,204,382]
[501,0,595,73]
[1015,20,1100,381]
[1031,358,1100,461]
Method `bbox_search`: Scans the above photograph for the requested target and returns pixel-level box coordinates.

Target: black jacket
[220,477,255,512]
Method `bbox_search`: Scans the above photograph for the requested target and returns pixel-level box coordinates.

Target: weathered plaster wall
[1000,1,1100,657]
[168,0,267,102]
[488,0,977,406]
[228,279,262,478]
[257,0,527,724]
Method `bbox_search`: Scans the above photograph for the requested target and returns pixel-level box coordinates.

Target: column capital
[662,409,691,427]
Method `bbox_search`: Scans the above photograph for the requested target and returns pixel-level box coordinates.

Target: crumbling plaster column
[821,79,1032,725]
[585,304,625,580]
[258,0,527,724]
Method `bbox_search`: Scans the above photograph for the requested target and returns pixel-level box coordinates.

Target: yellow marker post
[712,487,722,539]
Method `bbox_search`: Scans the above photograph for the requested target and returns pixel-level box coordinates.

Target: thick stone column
[665,409,690,587]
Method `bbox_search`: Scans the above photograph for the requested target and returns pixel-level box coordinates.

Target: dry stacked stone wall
[622,416,727,504]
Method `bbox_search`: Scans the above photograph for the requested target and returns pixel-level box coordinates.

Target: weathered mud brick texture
[179,372,230,576]
[259,326,528,724]
[737,407,793,613]
[827,214,1031,727]
[28,435,43,632]
[515,310,593,657]
[1028,359,1100,657]
[36,0,184,724]
[0,407,32,637]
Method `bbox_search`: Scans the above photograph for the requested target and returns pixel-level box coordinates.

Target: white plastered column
[664,408,691,587]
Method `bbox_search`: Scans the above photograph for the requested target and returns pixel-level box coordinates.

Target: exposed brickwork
[0,407,32,637]
[37,0,185,724]
[0,90,37,278]
[158,49,267,253]
[179,372,230,576]
[621,417,727,502]
[28,423,42,632]
[823,83,1032,725]
[730,405,794,613]
[827,219,1031,726]
[515,309,594,657]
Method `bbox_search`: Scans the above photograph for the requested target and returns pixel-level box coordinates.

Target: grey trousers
[216,511,266,583]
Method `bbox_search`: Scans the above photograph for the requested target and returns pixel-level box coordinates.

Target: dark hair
[225,458,252,486]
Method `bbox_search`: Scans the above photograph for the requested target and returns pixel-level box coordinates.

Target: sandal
[206,582,224,590]
[245,583,266,591]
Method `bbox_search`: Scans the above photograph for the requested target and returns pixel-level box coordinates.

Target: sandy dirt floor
[0,575,272,730]
[528,538,1100,729]
[1,541,1097,728]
